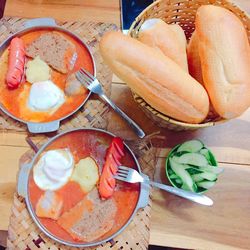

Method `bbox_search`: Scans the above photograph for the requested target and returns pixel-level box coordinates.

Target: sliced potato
[26,56,51,83]
[71,157,99,193]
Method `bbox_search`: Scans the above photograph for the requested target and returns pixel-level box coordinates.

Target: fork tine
[75,71,92,85]
[79,67,95,81]
[117,169,128,175]
[116,172,127,177]
[114,175,126,181]
[118,166,130,171]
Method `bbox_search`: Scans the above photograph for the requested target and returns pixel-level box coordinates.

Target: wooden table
[1,1,250,249]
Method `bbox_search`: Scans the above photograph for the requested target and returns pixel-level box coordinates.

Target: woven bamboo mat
[7,137,155,250]
[0,17,116,132]
[5,17,156,250]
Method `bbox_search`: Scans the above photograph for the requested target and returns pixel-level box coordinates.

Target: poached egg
[33,149,74,190]
[28,80,65,113]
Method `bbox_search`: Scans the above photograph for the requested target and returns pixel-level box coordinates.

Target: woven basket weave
[128,0,250,131]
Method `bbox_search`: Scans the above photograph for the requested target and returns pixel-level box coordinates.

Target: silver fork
[75,68,145,138]
[115,166,213,206]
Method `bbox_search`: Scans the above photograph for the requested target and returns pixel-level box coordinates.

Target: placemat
[7,136,156,250]
[5,17,156,250]
[0,17,116,132]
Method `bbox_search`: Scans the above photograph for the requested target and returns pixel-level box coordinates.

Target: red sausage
[99,137,124,199]
[6,37,25,89]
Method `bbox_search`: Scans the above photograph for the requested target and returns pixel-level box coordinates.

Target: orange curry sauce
[28,130,140,244]
[0,29,94,122]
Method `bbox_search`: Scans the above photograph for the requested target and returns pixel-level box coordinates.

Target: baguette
[138,19,188,71]
[187,31,203,84]
[196,5,250,119]
[100,31,209,124]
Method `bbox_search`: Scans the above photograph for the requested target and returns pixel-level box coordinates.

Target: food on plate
[26,56,51,83]
[100,31,209,124]
[0,29,93,123]
[6,37,25,89]
[28,130,140,244]
[187,31,203,84]
[99,137,124,199]
[194,5,250,119]
[28,80,65,112]
[138,18,188,71]
[33,149,74,190]
[166,139,223,193]
[26,31,76,74]
[65,74,87,96]
[58,188,117,241]
[35,190,63,220]
[71,157,99,192]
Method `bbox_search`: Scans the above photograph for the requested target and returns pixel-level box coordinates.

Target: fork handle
[147,181,213,206]
[100,93,145,138]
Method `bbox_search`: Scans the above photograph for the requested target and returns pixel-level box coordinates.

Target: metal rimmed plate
[0,18,95,133]
[17,128,150,248]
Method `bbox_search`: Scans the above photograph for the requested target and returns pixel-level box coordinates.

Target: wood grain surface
[1,0,250,249]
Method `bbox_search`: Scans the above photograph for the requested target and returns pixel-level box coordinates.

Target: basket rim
[128,0,250,35]
[133,93,228,128]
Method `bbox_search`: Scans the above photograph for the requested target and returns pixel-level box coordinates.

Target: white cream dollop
[28,80,65,112]
[33,149,74,190]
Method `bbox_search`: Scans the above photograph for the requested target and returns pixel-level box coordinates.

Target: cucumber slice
[199,148,212,163]
[200,148,217,166]
[181,182,190,191]
[196,181,216,189]
[197,165,224,174]
[192,174,204,182]
[169,158,197,192]
[175,178,183,184]
[177,153,208,167]
[168,168,174,175]
[169,173,179,179]
[173,158,223,175]
[177,140,203,153]
[186,167,204,175]
[192,172,217,182]
[173,151,190,157]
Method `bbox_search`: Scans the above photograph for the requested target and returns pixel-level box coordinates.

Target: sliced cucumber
[173,151,190,157]
[175,178,183,185]
[196,181,216,189]
[177,140,203,153]
[168,168,174,175]
[166,139,221,193]
[191,174,204,182]
[186,167,204,175]
[169,173,179,179]
[169,158,197,192]
[199,148,212,163]
[192,172,217,182]
[181,182,190,191]
[197,165,224,174]
[200,148,217,166]
[177,153,208,167]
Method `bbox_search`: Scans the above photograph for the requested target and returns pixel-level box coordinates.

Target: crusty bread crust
[138,19,188,72]
[100,31,209,123]
[187,31,203,84]
[196,5,250,119]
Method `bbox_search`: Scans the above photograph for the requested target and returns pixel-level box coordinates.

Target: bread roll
[187,31,203,84]
[100,31,209,123]
[196,5,250,119]
[138,18,188,71]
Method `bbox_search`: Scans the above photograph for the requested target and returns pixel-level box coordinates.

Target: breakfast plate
[0,18,95,133]
[17,128,149,247]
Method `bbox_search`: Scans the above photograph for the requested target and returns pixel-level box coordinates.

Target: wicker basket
[128,0,250,131]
